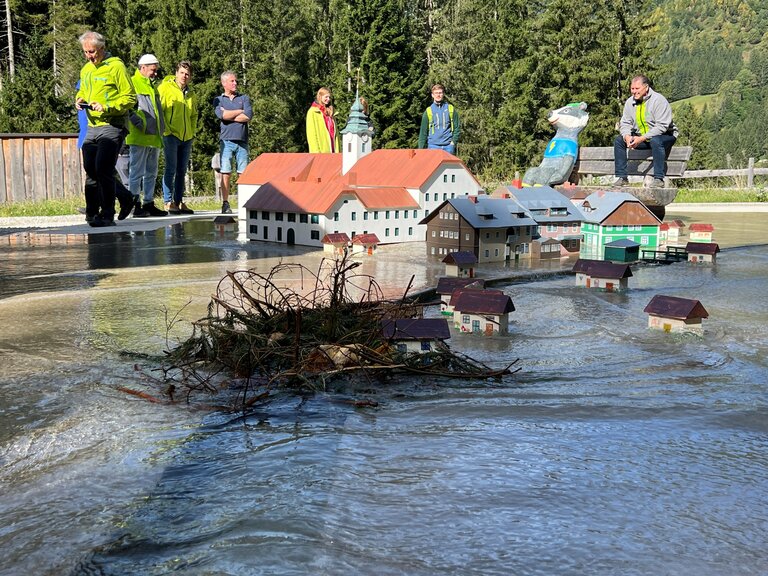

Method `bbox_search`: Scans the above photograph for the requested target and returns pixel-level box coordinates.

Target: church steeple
[341,89,374,175]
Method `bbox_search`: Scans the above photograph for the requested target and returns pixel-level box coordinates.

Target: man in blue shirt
[417,83,460,155]
[214,71,252,214]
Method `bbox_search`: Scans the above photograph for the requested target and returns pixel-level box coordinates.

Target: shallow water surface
[0,216,767,575]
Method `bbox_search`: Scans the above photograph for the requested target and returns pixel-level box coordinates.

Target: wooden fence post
[747,157,755,189]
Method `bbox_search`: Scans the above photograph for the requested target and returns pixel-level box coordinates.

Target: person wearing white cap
[126,53,168,217]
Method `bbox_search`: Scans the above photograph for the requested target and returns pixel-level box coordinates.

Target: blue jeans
[614,133,676,180]
[129,145,161,204]
[219,140,249,174]
[162,135,193,204]
[428,142,456,155]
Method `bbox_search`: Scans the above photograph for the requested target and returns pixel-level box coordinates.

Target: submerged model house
[686,242,720,264]
[321,232,350,255]
[421,195,537,263]
[578,191,660,259]
[493,184,583,255]
[644,295,709,334]
[237,93,482,247]
[572,258,633,291]
[436,277,486,315]
[604,238,641,262]
[442,251,477,277]
[381,318,451,353]
[350,233,380,256]
[450,288,515,334]
[659,219,685,244]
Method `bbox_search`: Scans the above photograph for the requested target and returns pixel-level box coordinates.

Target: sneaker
[178,202,194,214]
[85,213,97,224]
[221,201,233,214]
[613,177,629,187]
[133,201,150,218]
[166,202,181,214]
[649,178,665,188]
[117,199,134,220]
[143,202,168,217]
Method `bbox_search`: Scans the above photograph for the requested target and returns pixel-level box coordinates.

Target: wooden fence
[0,133,83,204]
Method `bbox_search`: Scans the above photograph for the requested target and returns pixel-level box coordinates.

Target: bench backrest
[574,146,693,178]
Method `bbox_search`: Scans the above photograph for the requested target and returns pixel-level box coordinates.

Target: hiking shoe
[117,198,134,220]
[143,202,168,217]
[133,201,150,218]
[89,215,116,228]
[166,202,181,214]
[649,178,665,188]
[613,177,629,187]
[179,202,194,214]
[221,201,233,214]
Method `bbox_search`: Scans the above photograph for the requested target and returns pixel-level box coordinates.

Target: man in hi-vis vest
[418,83,460,155]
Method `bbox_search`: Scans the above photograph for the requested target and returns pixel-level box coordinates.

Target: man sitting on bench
[614,75,678,189]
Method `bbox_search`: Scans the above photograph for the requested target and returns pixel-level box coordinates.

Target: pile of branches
[158,255,518,406]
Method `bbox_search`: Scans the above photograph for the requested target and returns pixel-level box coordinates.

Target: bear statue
[522,102,589,187]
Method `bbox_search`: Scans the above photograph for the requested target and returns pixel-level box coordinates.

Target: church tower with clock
[341,89,374,175]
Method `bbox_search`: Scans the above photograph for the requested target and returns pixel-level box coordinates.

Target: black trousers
[81,124,125,220]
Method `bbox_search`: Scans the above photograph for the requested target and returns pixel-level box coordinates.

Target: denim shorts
[219,140,249,174]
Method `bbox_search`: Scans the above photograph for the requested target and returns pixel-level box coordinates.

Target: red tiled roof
[689,223,714,232]
[352,233,380,245]
[644,295,709,320]
[322,233,350,244]
[350,149,478,188]
[353,187,419,209]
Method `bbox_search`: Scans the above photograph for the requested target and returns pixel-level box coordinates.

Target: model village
[171,93,719,396]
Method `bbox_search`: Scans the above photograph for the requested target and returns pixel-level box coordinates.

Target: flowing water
[0,214,767,575]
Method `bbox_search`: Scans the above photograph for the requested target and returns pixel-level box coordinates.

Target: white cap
[138,54,159,66]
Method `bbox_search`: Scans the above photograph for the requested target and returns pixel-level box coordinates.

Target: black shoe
[613,177,629,187]
[133,202,150,218]
[118,199,134,220]
[178,202,194,215]
[221,201,233,214]
[85,213,97,224]
[143,202,168,217]
[89,216,116,228]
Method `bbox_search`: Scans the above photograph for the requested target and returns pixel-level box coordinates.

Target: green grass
[671,93,720,115]
[0,195,237,217]
[674,188,767,203]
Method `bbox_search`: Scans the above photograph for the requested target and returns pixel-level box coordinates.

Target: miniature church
[236,91,482,247]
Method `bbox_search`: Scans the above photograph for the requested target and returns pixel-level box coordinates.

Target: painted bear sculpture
[522,102,589,187]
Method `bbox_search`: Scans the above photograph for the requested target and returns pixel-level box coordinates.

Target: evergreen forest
[1,0,766,186]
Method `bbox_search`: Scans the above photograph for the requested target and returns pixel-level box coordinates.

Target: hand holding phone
[79,102,92,110]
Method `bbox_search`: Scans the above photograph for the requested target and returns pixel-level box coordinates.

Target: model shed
[644,295,709,333]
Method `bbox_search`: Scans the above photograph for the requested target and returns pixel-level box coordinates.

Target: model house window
[374,212,379,220]
[472,320,480,331]
[262,211,270,220]
[484,249,489,257]
[439,230,444,238]
[421,341,431,351]
[249,210,257,219]
[495,248,499,256]
[431,247,436,255]
[300,214,308,223]
[310,230,319,240]
[485,232,490,239]
[275,212,284,221]
[250,225,257,234]
[385,228,390,237]
[386,211,390,219]
[451,193,455,198]
[606,225,613,231]
[465,233,470,241]
[364,212,369,221]
[425,193,430,202]
[408,227,413,235]
[606,237,613,243]
[395,228,399,236]
[443,175,448,183]
[462,315,470,324]
[547,224,557,232]
[395,210,399,218]
[277,227,282,242]
[334,212,339,221]
[425,210,429,217]
[413,210,418,218]
[616,225,623,231]
[432,230,436,237]
[310,215,319,224]
[263,227,268,239]
[404,211,408,219]
[351,212,356,221]
[641,236,649,244]
[288,213,296,222]
[451,175,456,183]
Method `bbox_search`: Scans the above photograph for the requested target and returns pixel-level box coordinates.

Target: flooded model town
[1,198,767,576]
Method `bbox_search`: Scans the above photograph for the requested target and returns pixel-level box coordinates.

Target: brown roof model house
[688,223,714,243]
[686,242,720,264]
[451,288,515,335]
[381,318,451,354]
[644,295,709,334]
[572,258,633,291]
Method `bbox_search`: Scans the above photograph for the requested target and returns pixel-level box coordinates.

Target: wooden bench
[571,146,693,184]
